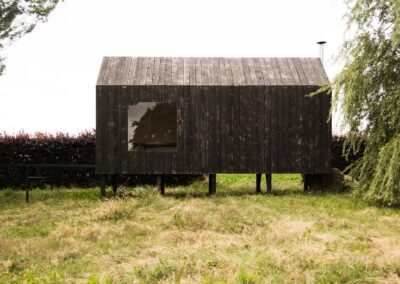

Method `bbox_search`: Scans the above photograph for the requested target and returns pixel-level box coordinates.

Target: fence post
[209,174,216,195]
[100,174,106,197]
[256,173,262,193]
[111,175,117,195]
[157,175,165,195]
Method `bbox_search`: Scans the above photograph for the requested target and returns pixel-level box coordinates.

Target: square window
[128,102,177,151]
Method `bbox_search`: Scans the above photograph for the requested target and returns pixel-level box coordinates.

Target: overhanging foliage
[333,0,400,206]
[0,0,61,75]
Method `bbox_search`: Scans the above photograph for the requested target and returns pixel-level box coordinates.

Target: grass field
[0,174,400,283]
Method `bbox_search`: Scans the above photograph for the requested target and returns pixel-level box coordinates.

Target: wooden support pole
[256,173,262,193]
[209,174,216,195]
[157,175,165,195]
[111,174,117,195]
[100,174,106,197]
[266,173,272,193]
[321,175,326,193]
[303,174,309,192]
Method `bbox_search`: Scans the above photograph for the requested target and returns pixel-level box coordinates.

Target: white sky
[0,0,347,135]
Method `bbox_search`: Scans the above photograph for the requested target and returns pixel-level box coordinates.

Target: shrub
[0,130,202,189]
[331,135,364,173]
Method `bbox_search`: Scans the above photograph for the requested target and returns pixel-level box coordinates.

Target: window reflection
[128,102,177,151]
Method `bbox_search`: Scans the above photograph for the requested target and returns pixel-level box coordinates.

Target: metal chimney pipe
[317,41,327,65]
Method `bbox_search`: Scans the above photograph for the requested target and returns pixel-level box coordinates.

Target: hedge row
[0,131,201,189]
[0,131,362,189]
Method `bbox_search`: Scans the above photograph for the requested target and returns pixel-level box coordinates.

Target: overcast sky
[0,0,347,135]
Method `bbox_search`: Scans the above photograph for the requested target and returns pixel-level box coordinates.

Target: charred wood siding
[96,57,331,175]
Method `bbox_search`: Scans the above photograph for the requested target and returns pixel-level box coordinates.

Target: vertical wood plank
[208,58,217,173]
[232,59,242,172]
[151,58,161,174]
[300,86,309,173]
[270,85,278,172]
[315,86,323,172]
[225,59,235,173]
[288,86,296,172]
[264,85,272,172]
[143,58,154,174]
[107,86,115,173]
[185,58,194,173]
[127,85,133,174]
[167,85,178,174]
[113,58,126,174]
[248,58,259,172]
[95,86,101,173]
[214,59,223,172]
[271,58,284,172]
[254,59,265,172]
[188,58,196,173]
[125,58,135,173]
[137,86,145,174]
[241,59,250,172]
[132,85,140,173]
[295,85,304,173]
[193,58,201,172]
[277,87,284,172]
[130,58,142,173]
[293,86,302,172]
[327,92,332,172]
[157,58,166,173]
[293,58,309,173]
[119,86,128,174]
[158,85,166,174]
[96,86,103,174]
[177,85,185,173]
[307,86,315,173]
[283,86,290,172]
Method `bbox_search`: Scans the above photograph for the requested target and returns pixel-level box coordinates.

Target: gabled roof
[96,57,329,86]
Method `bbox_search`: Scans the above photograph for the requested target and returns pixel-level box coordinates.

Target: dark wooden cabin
[96,57,331,195]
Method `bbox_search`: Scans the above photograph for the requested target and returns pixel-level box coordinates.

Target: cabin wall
[96,85,331,174]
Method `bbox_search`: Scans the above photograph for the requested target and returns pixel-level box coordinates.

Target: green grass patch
[0,174,399,283]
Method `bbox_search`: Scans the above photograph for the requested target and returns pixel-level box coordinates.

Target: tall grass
[0,174,399,283]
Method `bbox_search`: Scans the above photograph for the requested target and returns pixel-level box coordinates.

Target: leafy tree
[0,0,61,75]
[333,0,400,205]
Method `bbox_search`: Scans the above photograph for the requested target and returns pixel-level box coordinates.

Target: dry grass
[0,174,399,283]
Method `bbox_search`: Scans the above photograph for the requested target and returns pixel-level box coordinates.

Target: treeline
[0,131,361,189]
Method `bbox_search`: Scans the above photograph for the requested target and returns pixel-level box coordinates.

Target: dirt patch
[269,220,314,242]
